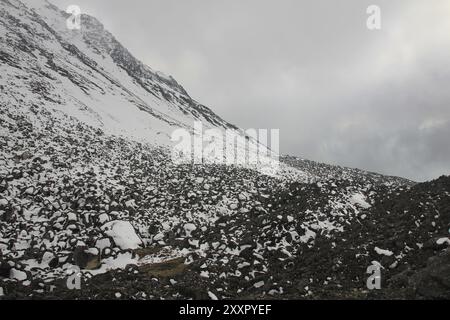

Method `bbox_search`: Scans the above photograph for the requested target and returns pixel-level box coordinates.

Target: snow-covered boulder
[184,223,197,237]
[98,213,110,225]
[10,268,28,281]
[101,221,143,250]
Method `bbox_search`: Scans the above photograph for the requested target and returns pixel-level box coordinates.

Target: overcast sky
[51,0,450,181]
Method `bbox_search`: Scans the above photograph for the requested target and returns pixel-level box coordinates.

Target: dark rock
[0,261,12,278]
[423,237,450,251]
[412,249,450,299]
[20,151,33,160]
[72,247,101,270]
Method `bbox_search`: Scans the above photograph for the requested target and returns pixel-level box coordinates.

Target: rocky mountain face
[0,0,449,300]
[0,0,237,145]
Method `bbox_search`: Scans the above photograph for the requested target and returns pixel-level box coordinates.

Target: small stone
[184,223,197,237]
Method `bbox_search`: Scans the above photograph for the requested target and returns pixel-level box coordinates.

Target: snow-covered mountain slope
[1,0,238,144]
[1,0,448,301]
[281,155,413,186]
[0,0,305,178]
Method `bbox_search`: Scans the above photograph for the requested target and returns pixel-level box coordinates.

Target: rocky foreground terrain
[0,103,449,300]
[0,0,449,300]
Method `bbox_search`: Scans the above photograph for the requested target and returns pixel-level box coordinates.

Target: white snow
[86,252,138,276]
[95,238,112,251]
[10,268,27,281]
[370,261,383,269]
[67,212,77,221]
[350,193,371,209]
[436,237,450,245]
[41,252,56,266]
[374,247,394,256]
[101,221,142,250]
[200,271,210,278]
[98,213,110,224]
[300,228,317,243]
[208,291,218,300]
[153,233,164,241]
[184,223,197,237]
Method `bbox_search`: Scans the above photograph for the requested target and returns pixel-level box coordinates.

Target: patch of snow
[87,252,138,276]
[101,220,142,250]
[300,228,316,243]
[374,247,393,256]
[350,193,371,209]
[208,291,218,300]
[95,238,112,251]
[10,268,27,281]
[184,223,197,237]
[67,212,77,221]
[200,271,210,278]
[437,237,450,245]
[98,213,110,224]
